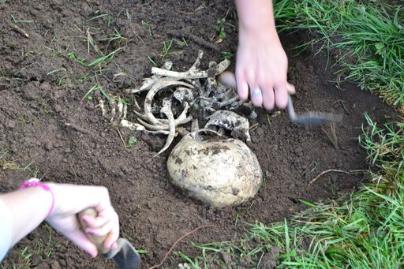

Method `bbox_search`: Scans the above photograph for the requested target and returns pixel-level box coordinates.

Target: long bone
[188,50,204,73]
[154,99,176,156]
[151,59,230,79]
[126,61,174,94]
[120,119,170,135]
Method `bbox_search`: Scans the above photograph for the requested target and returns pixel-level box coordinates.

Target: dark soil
[0,1,394,268]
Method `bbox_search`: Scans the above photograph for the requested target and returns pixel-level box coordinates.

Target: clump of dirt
[0,0,394,268]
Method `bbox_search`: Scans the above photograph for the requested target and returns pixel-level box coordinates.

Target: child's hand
[236,28,295,110]
[234,0,295,110]
[45,183,119,258]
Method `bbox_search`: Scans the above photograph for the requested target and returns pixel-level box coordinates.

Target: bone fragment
[144,80,193,125]
[154,101,176,156]
[205,110,251,142]
[151,59,230,79]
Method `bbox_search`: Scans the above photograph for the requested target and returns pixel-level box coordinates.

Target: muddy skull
[167,131,263,208]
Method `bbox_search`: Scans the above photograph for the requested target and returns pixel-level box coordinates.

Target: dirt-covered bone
[155,99,176,156]
[151,56,230,80]
[205,110,251,142]
[127,61,174,94]
[143,80,193,125]
[173,87,194,103]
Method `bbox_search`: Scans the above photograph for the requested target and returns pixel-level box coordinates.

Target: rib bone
[154,100,176,156]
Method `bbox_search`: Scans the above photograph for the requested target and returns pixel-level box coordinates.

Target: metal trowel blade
[287,96,343,126]
[106,238,141,269]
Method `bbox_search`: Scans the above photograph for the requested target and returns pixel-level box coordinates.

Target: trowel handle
[78,208,110,254]
[218,71,237,88]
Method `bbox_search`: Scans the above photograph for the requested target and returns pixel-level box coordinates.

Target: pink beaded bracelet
[19,178,55,217]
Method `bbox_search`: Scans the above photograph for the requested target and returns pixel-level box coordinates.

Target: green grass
[216,17,227,42]
[83,83,111,102]
[160,39,174,59]
[127,136,138,148]
[67,47,122,68]
[0,149,41,177]
[141,20,154,37]
[10,15,33,24]
[274,0,404,110]
[1,225,56,269]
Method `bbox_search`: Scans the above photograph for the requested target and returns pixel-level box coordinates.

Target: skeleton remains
[99,50,254,155]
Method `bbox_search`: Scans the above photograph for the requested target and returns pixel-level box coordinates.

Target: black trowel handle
[78,208,111,254]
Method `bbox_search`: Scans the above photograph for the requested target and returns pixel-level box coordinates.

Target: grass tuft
[274,0,404,110]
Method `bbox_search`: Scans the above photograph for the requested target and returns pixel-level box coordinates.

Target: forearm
[235,0,276,33]
[0,187,52,246]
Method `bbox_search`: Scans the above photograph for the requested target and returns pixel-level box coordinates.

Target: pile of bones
[99,50,256,154]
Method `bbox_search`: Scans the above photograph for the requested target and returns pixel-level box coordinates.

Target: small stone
[53,90,65,99]
[44,142,53,151]
[31,255,41,266]
[50,261,62,269]
[54,104,62,113]
[80,1,91,14]
[52,0,63,6]
[23,86,39,101]
[53,142,62,148]
[58,258,67,267]
[39,82,52,91]
[85,102,95,111]
[6,120,16,129]
[34,262,50,269]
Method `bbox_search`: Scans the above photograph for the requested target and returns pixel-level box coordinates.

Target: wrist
[236,0,279,44]
[19,178,55,218]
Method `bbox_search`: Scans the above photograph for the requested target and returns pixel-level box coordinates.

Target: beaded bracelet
[18,178,55,217]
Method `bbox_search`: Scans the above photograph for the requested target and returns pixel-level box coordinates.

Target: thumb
[286,82,296,95]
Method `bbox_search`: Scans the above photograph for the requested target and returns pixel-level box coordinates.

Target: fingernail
[87,249,97,258]
[92,251,98,258]
[251,88,262,97]
[86,229,95,235]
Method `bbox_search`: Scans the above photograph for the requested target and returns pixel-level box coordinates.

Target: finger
[274,83,289,109]
[235,71,249,100]
[286,82,296,95]
[86,221,113,237]
[250,86,263,107]
[80,214,109,229]
[65,231,98,257]
[262,86,275,111]
[218,71,237,88]
[103,215,119,250]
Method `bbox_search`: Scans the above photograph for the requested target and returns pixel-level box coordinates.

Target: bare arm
[234,0,295,110]
[1,187,52,246]
[0,182,119,261]
[235,0,276,33]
